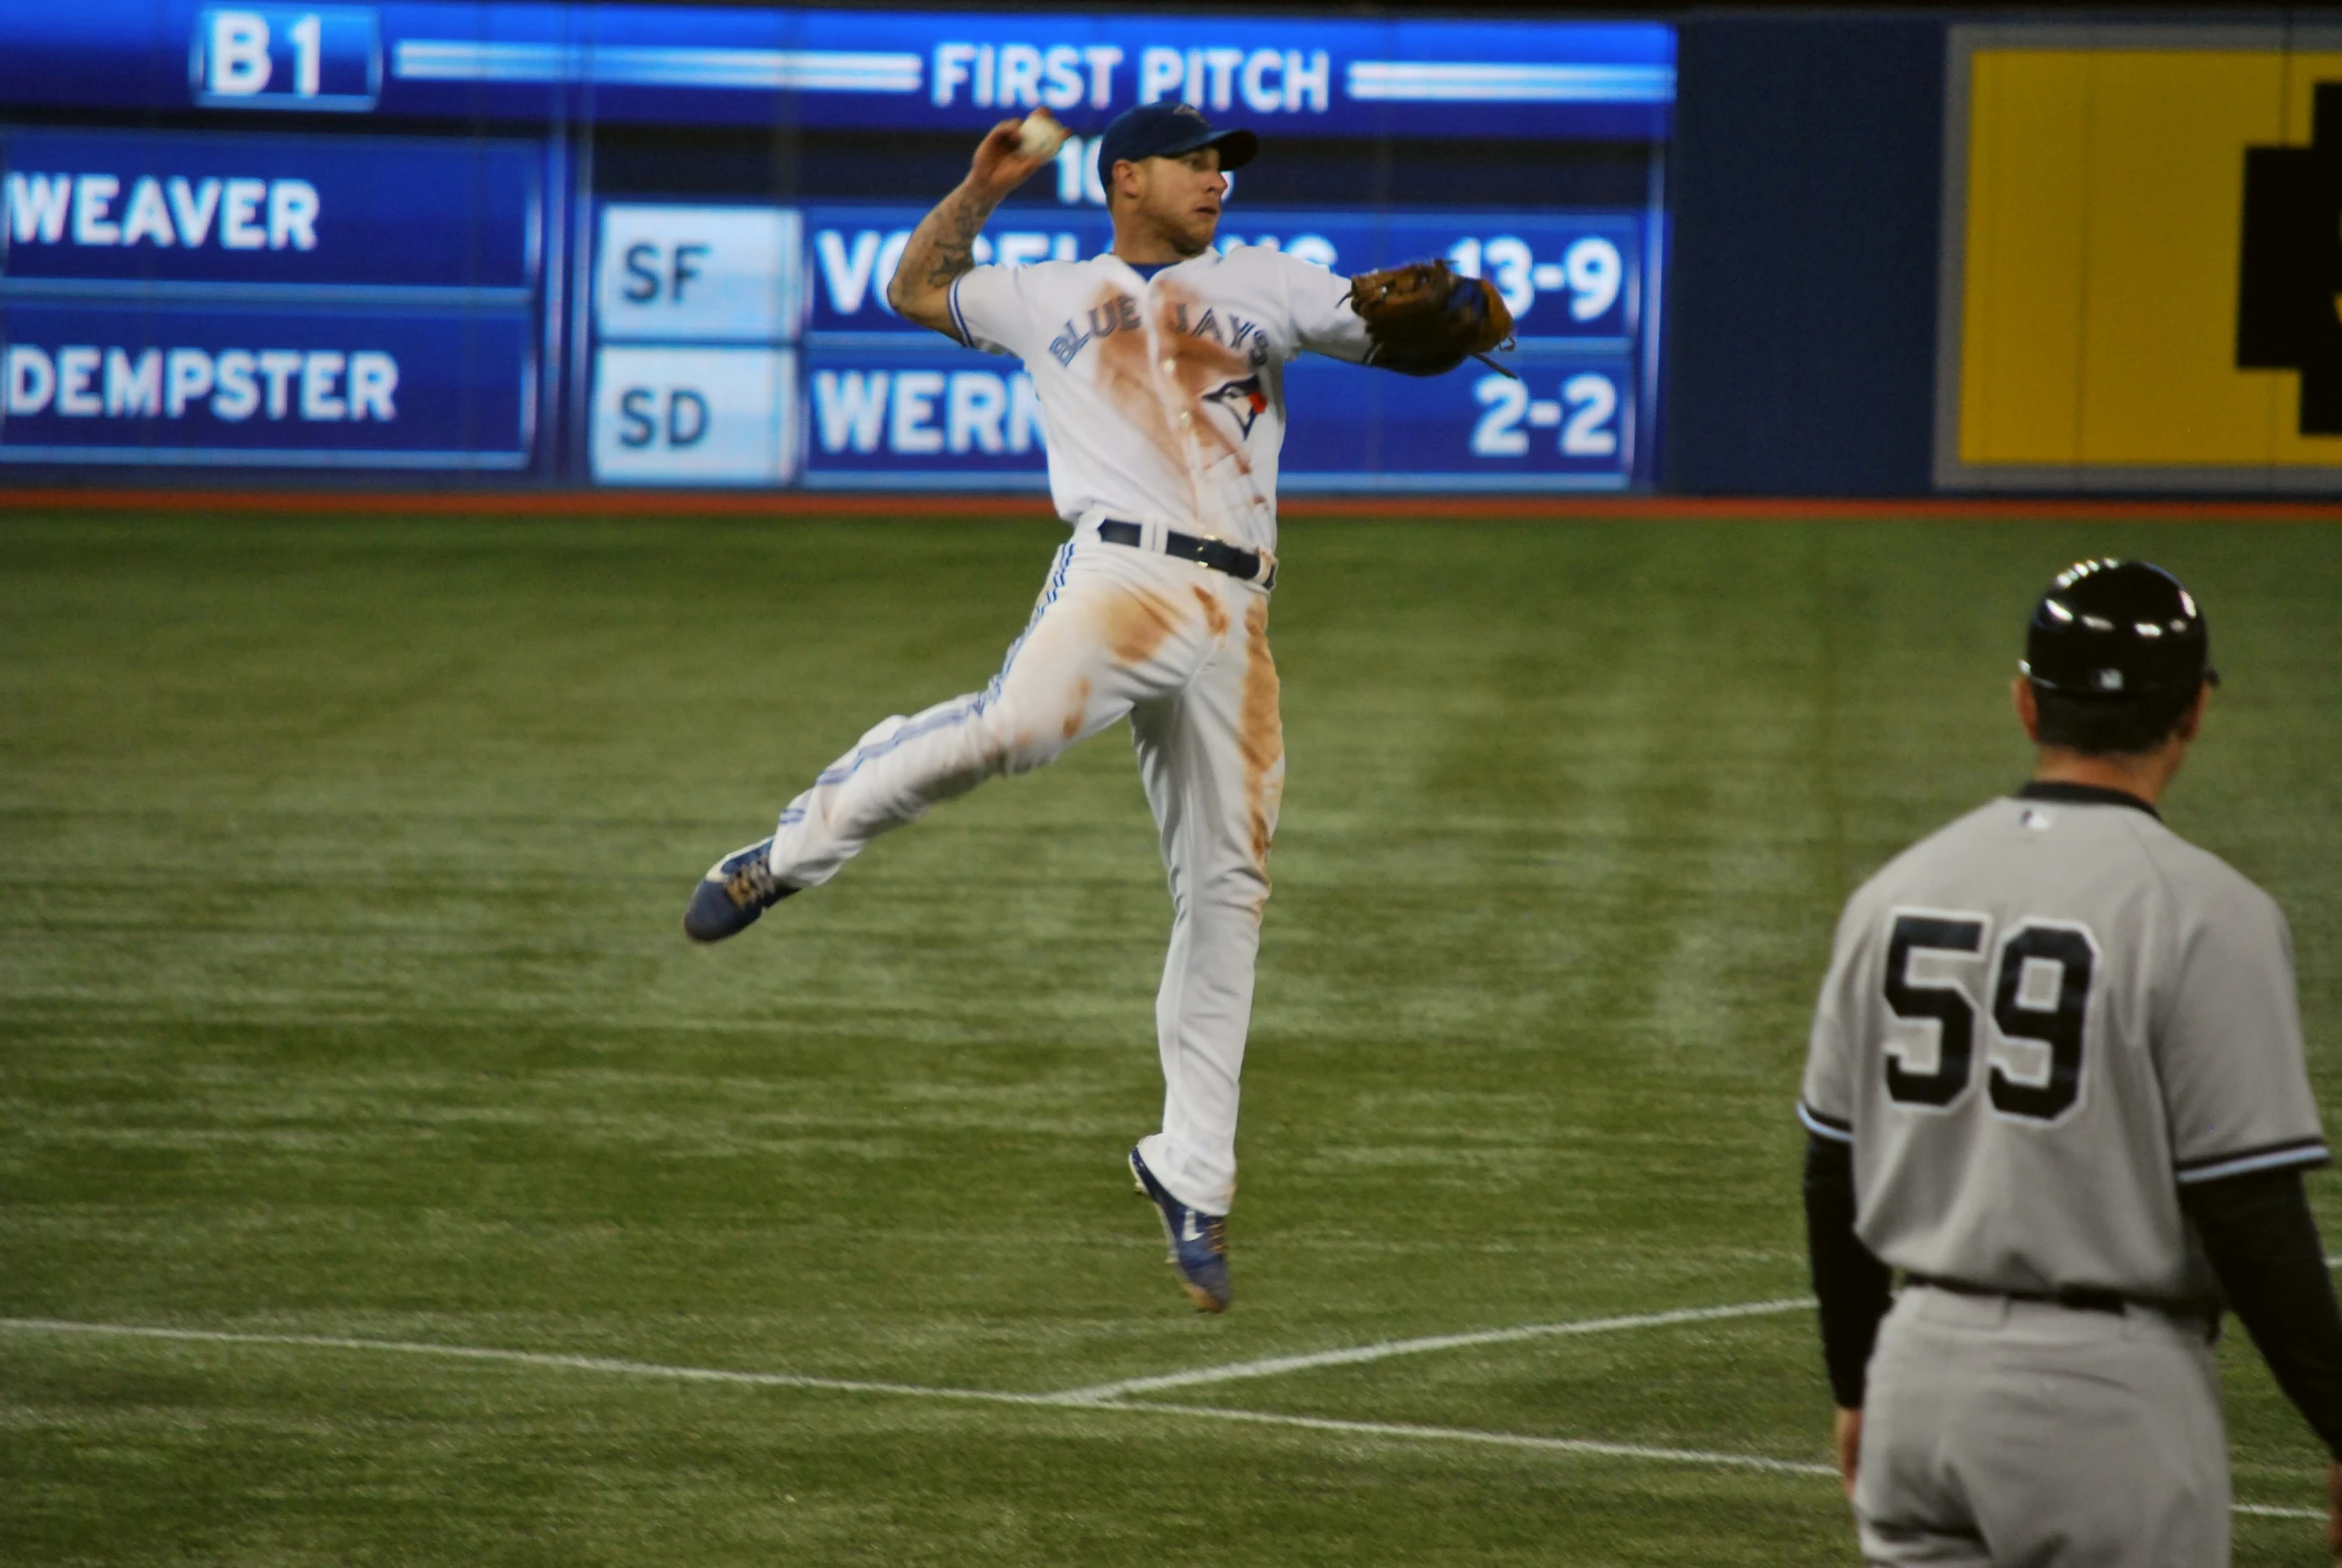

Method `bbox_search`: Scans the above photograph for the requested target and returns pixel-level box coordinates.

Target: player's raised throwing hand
[968,114,1062,196]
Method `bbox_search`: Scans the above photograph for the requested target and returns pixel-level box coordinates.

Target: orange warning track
[2,488,2340,522]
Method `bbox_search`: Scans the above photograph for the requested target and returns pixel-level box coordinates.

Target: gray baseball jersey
[1800,789,2326,1305]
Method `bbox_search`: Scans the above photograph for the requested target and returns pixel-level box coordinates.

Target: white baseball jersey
[949,246,1372,554]
[1800,787,2327,1306]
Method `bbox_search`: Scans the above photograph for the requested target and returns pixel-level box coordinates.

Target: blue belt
[1099,519,1272,587]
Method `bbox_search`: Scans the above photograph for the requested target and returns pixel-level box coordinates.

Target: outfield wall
[1666,10,2342,498]
[1663,14,1946,497]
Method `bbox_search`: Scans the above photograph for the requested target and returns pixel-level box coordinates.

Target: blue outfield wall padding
[1663,14,1949,496]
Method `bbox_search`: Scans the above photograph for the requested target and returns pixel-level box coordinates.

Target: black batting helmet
[2020,558,2219,698]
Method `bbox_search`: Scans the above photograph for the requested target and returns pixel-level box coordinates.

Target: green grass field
[3,510,2338,1565]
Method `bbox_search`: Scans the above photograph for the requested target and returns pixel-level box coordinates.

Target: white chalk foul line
[0,1314,2327,1520]
[1137,1401,1837,1476]
[0,1318,1064,1409]
[1051,1296,1816,1402]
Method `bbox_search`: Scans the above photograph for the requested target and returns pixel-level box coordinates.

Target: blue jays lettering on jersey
[1051,299,1271,369]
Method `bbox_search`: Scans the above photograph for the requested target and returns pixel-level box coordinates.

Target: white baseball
[1015,110,1070,160]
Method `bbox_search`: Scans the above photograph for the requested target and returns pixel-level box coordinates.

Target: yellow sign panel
[1943,30,2342,488]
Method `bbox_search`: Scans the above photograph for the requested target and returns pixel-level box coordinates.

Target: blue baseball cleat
[1129,1145,1230,1313]
[682,838,797,943]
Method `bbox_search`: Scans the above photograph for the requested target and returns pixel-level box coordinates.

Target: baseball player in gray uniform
[1800,558,2342,1564]
[679,103,1506,1313]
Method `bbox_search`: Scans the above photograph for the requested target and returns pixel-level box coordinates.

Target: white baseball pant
[764,523,1284,1216]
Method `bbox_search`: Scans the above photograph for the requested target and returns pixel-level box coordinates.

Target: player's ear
[2173,680,2210,744]
[2011,676,2041,743]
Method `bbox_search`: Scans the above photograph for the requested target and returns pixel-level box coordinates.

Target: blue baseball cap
[1096,101,1258,189]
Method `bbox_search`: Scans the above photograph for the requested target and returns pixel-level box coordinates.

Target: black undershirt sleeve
[1803,1133,1893,1409]
[2180,1166,2342,1459]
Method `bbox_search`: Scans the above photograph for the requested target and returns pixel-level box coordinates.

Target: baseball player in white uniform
[1800,559,2342,1563]
[682,103,1504,1312]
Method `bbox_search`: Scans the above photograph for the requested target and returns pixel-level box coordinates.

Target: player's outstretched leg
[678,543,1163,942]
[1124,580,1282,1310]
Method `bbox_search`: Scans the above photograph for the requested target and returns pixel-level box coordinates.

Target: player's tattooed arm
[888,120,1055,341]
[888,183,998,337]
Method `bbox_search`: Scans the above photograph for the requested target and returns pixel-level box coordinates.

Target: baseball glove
[1347,260,1516,377]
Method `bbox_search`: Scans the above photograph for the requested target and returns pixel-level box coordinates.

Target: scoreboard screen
[1,2,1674,491]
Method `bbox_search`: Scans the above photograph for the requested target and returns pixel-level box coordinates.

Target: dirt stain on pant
[1062,676,1093,740]
[1239,596,1283,868]
[1100,587,1181,667]
[1190,584,1230,639]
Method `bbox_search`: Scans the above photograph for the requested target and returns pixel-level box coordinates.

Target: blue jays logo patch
[1203,375,1267,438]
